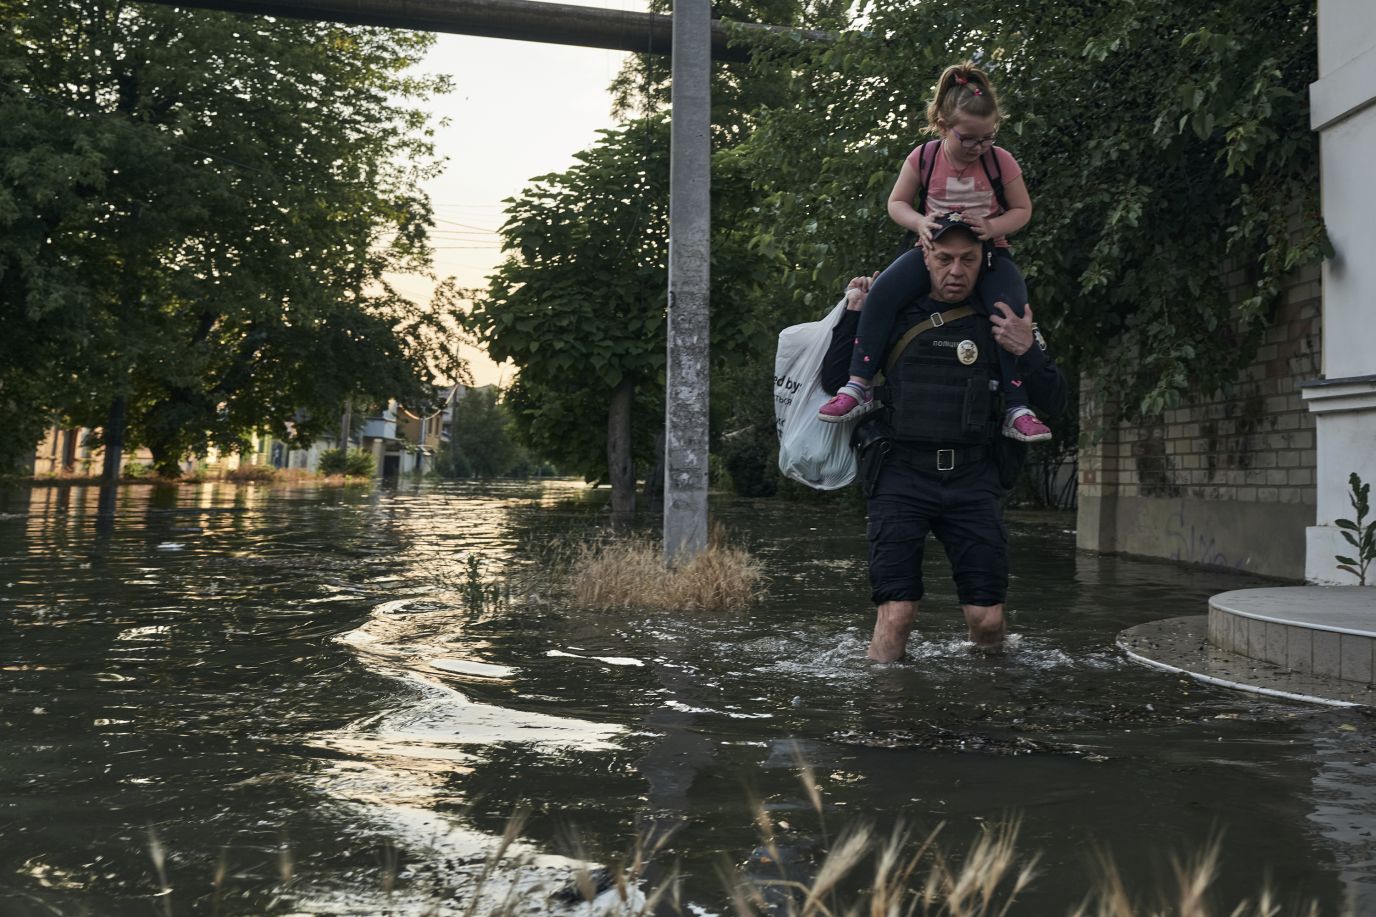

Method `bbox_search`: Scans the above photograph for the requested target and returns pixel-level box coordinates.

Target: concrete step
[1208,586,1376,684]
[1118,615,1375,707]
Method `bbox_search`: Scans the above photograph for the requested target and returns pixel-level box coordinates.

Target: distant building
[396,385,459,477]
[30,386,464,480]
[31,426,207,477]
[242,388,462,478]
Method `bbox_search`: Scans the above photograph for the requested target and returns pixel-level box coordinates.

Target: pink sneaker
[818,383,877,423]
[1003,409,1052,443]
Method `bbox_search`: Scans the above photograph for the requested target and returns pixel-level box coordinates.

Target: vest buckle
[930,312,945,328]
[937,449,955,472]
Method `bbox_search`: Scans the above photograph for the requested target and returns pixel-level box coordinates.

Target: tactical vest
[879,306,1003,445]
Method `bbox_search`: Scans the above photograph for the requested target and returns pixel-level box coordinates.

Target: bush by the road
[319,449,375,477]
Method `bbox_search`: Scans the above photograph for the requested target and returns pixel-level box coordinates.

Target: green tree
[318,448,376,477]
[436,387,528,478]
[466,119,776,513]
[0,1,463,477]
[741,0,1323,423]
[464,1,817,506]
[608,0,829,142]
[467,120,670,516]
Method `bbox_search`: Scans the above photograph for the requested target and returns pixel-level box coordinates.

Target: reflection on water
[1,480,1372,914]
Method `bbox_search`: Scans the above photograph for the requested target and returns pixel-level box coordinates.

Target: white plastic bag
[774,297,857,490]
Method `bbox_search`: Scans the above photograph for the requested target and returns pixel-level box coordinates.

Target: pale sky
[387,2,650,387]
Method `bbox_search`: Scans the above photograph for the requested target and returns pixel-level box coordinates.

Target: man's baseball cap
[929,212,982,243]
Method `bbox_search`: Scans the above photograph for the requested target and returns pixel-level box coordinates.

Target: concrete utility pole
[663,0,710,564]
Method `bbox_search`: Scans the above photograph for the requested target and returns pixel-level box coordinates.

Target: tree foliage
[466,117,779,487]
[0,0,463,474]
[467,120,671,482]
[318,448,377,477]
[608,0,834,143]
[742,0,1323,422]
[435,386,531,479]
[464,0,815,493]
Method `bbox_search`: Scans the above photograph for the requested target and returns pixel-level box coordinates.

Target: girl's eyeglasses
[950,128,998,149]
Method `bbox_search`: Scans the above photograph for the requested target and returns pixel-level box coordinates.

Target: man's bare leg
[961,603,1006,650]
[868,600,916,662]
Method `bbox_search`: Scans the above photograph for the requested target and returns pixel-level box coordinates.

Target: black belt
[891,443,989,472]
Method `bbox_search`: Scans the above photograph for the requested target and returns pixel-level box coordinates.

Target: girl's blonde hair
[924,60,1001,135]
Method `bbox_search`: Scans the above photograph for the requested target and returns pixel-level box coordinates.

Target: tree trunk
[149,443,182,479]
[339,400,353,452]
[100,394,126,485]
[643,428,665,503]
[61,428,78,473]
[608,377,635,526]
[97,394,126,527]
[13,446,36,477]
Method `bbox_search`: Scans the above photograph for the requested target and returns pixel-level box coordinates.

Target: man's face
[924,232,982,302]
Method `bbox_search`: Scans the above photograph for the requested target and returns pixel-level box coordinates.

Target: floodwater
[1,480,1374,915]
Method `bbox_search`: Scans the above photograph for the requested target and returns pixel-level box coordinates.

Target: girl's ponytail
[924,60,1001,134]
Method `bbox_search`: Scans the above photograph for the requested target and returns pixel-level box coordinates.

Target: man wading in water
[820,215,1068,660]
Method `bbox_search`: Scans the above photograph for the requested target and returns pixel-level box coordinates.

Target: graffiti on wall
[1164,503,1247,570]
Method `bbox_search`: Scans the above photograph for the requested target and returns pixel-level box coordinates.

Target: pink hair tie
[953,73,982,96]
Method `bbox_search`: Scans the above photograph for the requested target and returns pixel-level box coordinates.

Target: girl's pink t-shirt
[905,142,1022,247]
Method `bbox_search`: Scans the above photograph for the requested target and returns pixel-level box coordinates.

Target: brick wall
[1077,263,1321,579]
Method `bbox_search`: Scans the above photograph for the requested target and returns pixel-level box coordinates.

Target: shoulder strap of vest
[882,305,976,378]
[915,140,939,214]
[979,148,1010,213]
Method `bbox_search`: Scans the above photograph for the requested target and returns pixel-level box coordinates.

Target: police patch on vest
[957,340,979,365]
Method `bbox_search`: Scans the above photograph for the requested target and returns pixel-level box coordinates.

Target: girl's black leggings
[847,247,1029,409]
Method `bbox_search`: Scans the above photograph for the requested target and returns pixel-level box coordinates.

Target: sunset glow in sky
[386,2,649,386]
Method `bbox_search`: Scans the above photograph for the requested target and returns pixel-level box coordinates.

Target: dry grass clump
[567,533,766,612]
[224,463,280,484]
[270,468,368,487]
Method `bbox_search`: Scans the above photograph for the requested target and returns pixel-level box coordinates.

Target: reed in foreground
[566,533,766,613]
[734,815,1307,917]
[721,763,1312,917]
[144,807,1331,915]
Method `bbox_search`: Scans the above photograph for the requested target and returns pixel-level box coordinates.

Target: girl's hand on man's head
[914,213,939,246]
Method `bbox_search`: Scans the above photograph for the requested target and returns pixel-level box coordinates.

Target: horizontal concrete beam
[132,0,831,62]
[1301,375,1376,415]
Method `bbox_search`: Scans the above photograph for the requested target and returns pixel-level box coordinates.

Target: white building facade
[1304,0,1376,583]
